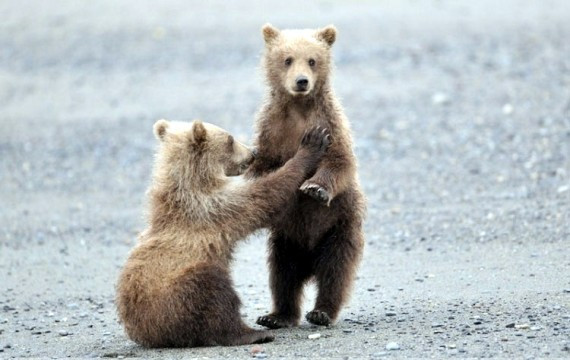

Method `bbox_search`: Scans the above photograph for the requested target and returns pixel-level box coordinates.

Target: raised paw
[300,126,331,153]
[306,310,332,326]
[256,314,296,329]
[300,181,331,205]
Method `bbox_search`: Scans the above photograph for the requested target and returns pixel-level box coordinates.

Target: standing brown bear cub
[248,24,366,328]
[116,120,330,347]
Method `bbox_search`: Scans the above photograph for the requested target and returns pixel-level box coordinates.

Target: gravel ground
[1,0,569,358]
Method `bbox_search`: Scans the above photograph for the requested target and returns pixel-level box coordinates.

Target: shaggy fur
[247,24,366,328]
[116,120,330,347]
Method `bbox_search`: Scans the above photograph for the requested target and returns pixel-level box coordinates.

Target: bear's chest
[269,107,320,161]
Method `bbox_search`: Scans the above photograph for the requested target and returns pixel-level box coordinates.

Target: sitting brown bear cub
[116,120,330,347]
[248,24,366,328]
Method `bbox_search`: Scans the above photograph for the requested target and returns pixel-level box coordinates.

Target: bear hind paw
[256,314,296,329]
[306,309,332,326]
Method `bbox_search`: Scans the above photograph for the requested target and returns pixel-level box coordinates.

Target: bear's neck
[146,168,227,232]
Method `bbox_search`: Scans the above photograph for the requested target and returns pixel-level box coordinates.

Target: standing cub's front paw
[300,181,331,205]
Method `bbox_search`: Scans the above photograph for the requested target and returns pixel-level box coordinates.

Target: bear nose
[296,76,309,90]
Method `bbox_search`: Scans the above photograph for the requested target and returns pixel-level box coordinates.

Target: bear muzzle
[294,75,309,92]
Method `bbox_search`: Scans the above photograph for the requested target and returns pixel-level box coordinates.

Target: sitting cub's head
[261,23,337,97]
[153,120,255,184]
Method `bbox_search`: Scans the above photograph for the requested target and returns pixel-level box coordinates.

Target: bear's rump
[120,262,242,347]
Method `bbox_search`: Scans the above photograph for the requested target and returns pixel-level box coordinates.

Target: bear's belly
[272,187,361,248]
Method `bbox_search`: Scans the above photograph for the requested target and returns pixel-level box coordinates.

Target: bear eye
[284,57,293,66]
[308,58,316,67]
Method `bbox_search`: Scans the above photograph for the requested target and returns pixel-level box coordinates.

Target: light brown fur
[248,24,366,328]
[116,120,330,347]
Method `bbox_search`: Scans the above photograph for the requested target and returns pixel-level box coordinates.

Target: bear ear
[262,23,280,46]
[316,25,337,47]
[153,119,169,141]
[192,120,207,144]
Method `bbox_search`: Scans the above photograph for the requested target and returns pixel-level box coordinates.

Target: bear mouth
[292,88,311,96]
[239,162,250,172]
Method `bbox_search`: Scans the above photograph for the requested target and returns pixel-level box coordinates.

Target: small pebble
[250,345,263,355]
[515,324,530,329]
[308,333,321,340]
[58,330,69,336]
[385,342,400,350]
[254,354,268,359]
[432,92,450,105]
[502,103,514,115]
[385,312,397,317]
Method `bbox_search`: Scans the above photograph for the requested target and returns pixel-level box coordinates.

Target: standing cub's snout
[295,76,309,91]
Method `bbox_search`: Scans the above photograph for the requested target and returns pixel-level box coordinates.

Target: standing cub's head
[153,120,255,188]
[261,24,337,97]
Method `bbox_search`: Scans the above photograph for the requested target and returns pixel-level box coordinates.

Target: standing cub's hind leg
[306,222,363,326]
[256,234,312,329]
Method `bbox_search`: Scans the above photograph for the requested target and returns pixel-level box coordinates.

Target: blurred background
[0,0,569,358]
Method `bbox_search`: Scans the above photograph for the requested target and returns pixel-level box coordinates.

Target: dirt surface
[1,0,569,358]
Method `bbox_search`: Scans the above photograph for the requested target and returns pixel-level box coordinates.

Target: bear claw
[300,182,331,205]
[256,315,295,329]
[251,331,275,344]
[306,310,332,326]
